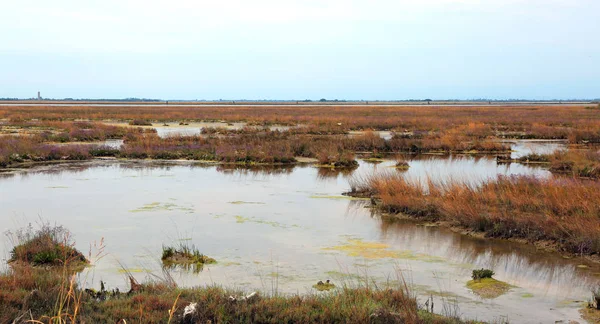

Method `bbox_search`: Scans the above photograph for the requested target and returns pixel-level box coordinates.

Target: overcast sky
[1,0,598,100]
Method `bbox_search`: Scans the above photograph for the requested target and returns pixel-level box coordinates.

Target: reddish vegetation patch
[350,175,600,255]
[2,104,600,142]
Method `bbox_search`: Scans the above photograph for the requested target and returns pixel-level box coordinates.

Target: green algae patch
[219,261,242,267]
[323,239,403,259]
[520,293,534,298]
[129,201,194,213]
[267,272,299,282]
[313,281,336,291]
[323,238,446,262]
[466,278,512,299]
[325,270,363,281]
[233,215,293,228]
[228,201,266,205]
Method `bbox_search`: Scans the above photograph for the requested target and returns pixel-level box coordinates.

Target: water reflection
[353,155,551,187]
[316,167,357,181]
[503,140,567,159]
[216,164,295,176]
[378,218,599,298]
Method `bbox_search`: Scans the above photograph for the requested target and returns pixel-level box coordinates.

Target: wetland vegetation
[2,103,600,322]
[161,243,216,273]
[0,224,467,323]
[348,174,600,256]
[2,104,600,170]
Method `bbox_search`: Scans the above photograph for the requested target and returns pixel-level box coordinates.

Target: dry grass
[0,223,472,323]
[549,150,600,178]
[350,174,600,254]
[0,253,466,324]
[0,275,468,323]
[1,120,135,142]
[2,104,600,142]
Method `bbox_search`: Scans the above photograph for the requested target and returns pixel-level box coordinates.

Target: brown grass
[349,174,600,255]
[549,150,600,179]
[2,104,600,143]
[0,255,466,323]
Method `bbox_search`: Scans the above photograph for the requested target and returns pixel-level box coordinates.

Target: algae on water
[228,201,266,205]
[323,238,446,262]
[323,238,404,259]
[234,215,295,229]
[466,278,512,299]
[129,201,194,213]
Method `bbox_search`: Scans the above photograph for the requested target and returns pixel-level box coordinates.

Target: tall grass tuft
[349,174,600,255]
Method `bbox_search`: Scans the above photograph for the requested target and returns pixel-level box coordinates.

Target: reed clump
[161,243,216,273]
[349,174,600,254]
[549,150,600,179]
[7,223,88,267]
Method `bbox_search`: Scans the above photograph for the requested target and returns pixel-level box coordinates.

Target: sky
[0,0,598,100]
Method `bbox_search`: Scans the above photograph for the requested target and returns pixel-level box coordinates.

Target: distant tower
[37,91,41,100]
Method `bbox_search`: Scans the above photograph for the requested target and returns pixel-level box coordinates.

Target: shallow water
[503,139,567,159]
[348,130,394,140]
[104,121,294,138]
[0,144,595,323]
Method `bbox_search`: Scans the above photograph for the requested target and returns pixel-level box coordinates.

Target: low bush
[471,269,494,280]
[7,223,88,267]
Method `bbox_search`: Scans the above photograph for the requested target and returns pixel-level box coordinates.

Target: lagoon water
[0,142,596,323]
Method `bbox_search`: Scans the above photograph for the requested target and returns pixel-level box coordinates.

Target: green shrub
[472,268,495,280]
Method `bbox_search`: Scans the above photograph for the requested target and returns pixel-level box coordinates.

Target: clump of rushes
[348,174,600,255]
[395,159,410,170]
[313,279,336,291]
[549,150,600,179]
[128,119,153,126]
[517,153,550,163]
[7,223,88,268]
[316,150,359,168]
[502,150,600,179]
[161,243,216,273]
[471,269,494,280]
